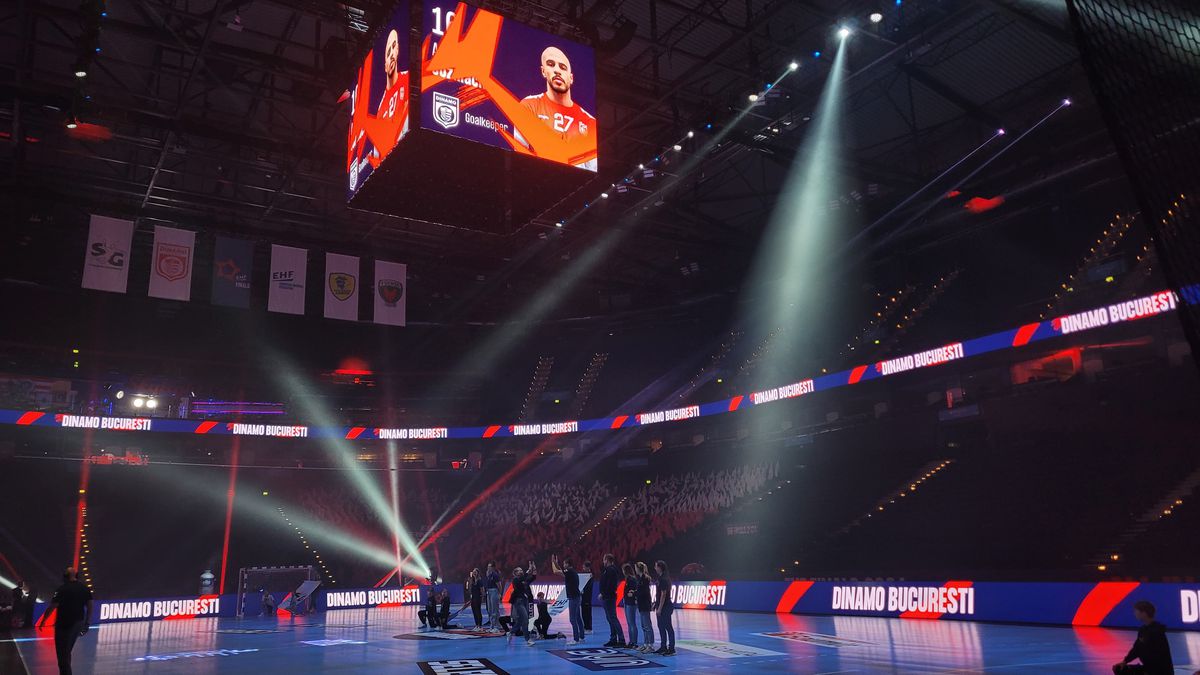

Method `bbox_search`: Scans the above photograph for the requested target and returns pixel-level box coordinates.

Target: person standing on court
[508,561,537,645]
[552,554,585,644]
[653,560,675,656]
[635,562,655,653]
[581,560,594,633]
[485,561,502,632]
[599,553,624,647]
[621,563,641,649]
[38,567,92,675]
[467,568,484,630]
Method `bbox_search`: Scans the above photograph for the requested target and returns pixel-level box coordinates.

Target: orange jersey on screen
[377,77,408,121]
[520,94,593,140]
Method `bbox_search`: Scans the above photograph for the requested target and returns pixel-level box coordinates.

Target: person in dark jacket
[1112,600,1173,675]
[653,560,675,656]
[508,562,537,645]
[581,560,594,632]
[39,567,92,675]
[15,581,35,628]
[468,568,484,629]
[621,563,640,648]
[599,553,624,647]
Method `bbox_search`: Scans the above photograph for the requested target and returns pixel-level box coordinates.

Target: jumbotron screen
[420,1,598,172]
[347,4,411,200]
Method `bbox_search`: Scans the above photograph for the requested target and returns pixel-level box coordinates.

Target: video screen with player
[347,4,410,199]
[420,1,598,172]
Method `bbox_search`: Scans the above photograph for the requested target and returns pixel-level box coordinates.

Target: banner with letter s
[81,215,134,293]
[373,260,407,326]
[324,253,360,321]
[268,245,307,315]
[147,226,196,301]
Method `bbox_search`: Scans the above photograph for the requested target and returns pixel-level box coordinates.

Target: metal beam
[897,62,1002,129]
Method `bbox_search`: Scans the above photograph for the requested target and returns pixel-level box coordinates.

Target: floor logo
[418,658,509,675]
[756,631,874,648]
[548,648,664,671]
[674,639,784,658]
[395,630,486,641]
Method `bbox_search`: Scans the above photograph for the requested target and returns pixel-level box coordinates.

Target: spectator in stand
[653,560,675,656]
[552,554,585,644]
[621,563,640,649]
[635,562,655,653]
[599,553,624,647]
[508,562,537,645]
[1112,600,1173,675]
[485,561,502,632]
[581,560,594,633]
[467,568,484,630]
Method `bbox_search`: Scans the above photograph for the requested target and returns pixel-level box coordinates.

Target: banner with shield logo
[324,253,360,321]
[148,225,196,301]
[373,260,407,326]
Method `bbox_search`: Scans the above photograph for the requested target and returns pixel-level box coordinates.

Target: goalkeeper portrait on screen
[515,46,596,171]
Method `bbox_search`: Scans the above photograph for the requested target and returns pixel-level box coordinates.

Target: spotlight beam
[876,100,1072,248]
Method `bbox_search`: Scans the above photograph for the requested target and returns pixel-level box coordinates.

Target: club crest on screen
[433,92,460,129]
[378,279,404,306]
[329,273,357,301]
[155,244,191,282]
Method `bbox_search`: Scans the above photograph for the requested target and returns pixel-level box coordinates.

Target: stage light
[146,398,158,409]
[672,144,682,151]
[870,12,883,23]
[132,397,145,408]
[789,61,799,70]
[838,26,852,39]
[997,128,1006,135]
[555,221,564,228]
[601,192,609,199]
[74,68,87,78]
[812,51,821,58]
[66,116,79,129]
[687,130,694,138]
[748,93,759,102]
[115,390,124,399]
[1062,97,1072,106]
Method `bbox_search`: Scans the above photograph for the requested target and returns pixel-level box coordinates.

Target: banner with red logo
[81,214,134,294]
[324,253,360,321]
[147,225,195,301]
[373,260,407,326]
[211,236,253,308]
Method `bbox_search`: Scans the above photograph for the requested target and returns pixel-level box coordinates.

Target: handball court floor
[6,606,1200,674]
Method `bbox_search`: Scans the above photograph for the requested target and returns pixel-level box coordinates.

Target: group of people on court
[418,553,678,655]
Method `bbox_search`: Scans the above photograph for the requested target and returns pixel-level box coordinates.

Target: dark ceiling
[0,0,1137,338]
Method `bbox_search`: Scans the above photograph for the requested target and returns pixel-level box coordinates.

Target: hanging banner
[324,253,360,321]
[373,260,407,326]
[147,226,195,301]
[268,245,307,315]
[211,237,253,309]
[81,215,134,294]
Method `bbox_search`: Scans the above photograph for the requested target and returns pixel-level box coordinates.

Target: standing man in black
[38,567,92,675]
[581,560,594,633]
[599,553,624,647]
[15,580,35,628]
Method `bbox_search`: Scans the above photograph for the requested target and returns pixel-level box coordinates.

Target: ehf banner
[268,245,307,315]
[81,214,134,294]
[147,225,195,301]
[211,236,253,309]
[373,260,406,326]
[324,253,360,321]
